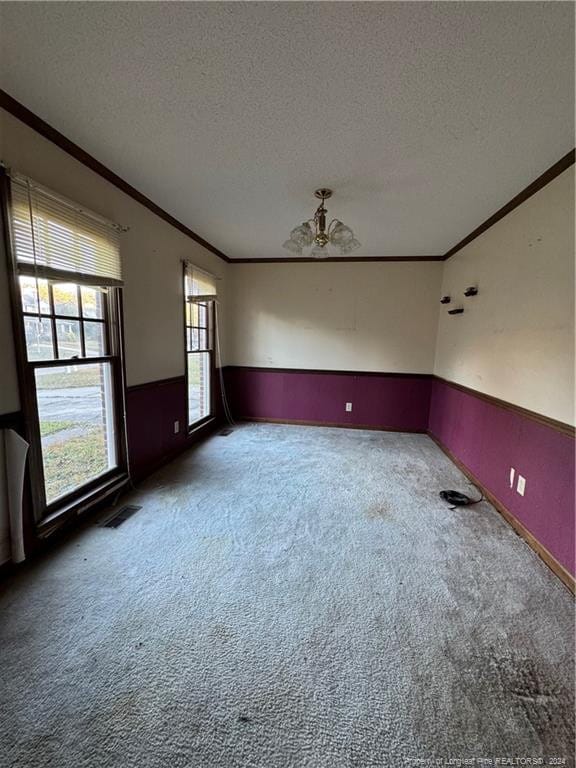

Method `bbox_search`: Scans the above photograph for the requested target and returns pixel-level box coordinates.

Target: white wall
[0,108,229,412]
[227,262,443,372]
[434,168,575,425]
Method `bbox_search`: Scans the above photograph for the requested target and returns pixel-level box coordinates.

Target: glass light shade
[311,244,329,259]
[283,206,359,256]
[338,237,361,255]
[329,221,355,246]
[290,222,314,247]
[282,238,303,255]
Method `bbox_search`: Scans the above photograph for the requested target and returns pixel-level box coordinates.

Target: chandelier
[282,188,360,257]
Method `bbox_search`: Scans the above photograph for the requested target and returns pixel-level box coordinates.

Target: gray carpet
[1,424,574,767]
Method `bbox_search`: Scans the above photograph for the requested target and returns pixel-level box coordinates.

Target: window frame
[1,169,128,528]
[19,274,110,361]
[183,263,216,431]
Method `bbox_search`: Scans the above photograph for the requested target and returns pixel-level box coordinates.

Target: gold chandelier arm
[327,219,338,234]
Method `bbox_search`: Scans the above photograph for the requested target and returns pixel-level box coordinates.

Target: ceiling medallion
[282,188,360,258]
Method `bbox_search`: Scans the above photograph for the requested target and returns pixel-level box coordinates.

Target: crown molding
[228,150,576,263]
[230,255,444,263]
[0,89,231,263]
[443,149,575,260]
[2,89,572,267]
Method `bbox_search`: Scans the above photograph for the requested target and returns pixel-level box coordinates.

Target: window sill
[36,472,129,538]
[188,416,216,436]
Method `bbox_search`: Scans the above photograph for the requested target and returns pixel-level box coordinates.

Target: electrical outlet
[345,402,353,412]
[509,467,515,488]
[517,475,526,496]
[174,420,180,434]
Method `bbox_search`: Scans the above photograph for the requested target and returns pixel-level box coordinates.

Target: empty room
[0,2,574,766]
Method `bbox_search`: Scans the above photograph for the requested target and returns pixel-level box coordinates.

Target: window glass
[187,353,210,425]
[20,276,50,314]
[24,316,54,360]
[53,283,79,316]
[56,319,82,358]
[81,286,104,319]
[188,328,199,350]
[84,321,106,357]
[35,363,117,503]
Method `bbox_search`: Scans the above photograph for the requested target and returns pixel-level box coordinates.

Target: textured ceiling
[0,2,573,260]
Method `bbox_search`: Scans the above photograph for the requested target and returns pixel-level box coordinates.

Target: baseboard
[241,417,427,434]
[428,431,575,595]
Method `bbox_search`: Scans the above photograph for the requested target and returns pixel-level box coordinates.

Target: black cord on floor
[440,488,484,510]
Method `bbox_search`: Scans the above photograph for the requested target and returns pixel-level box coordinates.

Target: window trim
[183,262,216,432]
[1,168,128,527]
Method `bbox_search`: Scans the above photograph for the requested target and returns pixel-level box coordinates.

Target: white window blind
[185,263,217,303]
[10,175,123,285]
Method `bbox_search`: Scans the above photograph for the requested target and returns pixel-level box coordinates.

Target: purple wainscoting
[126,373,224,480]
[223,367,432,432]
[428,378,575,576]
[125,376,188,480]
[124,368,574,579]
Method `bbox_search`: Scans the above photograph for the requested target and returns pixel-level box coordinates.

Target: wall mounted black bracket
[464,286,478,297]
[448,308,464,315]
[440,296,451,304]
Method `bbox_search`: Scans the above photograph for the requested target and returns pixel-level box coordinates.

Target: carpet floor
[1,424,574,767]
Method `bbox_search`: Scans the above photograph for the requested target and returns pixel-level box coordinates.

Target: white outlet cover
[345,402,353,412]
[517,475,526,496]
[509,467,515,488]
[174,420,180,434]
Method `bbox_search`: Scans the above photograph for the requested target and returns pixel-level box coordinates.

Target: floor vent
[101,505,142,528]
[219,428,234,436]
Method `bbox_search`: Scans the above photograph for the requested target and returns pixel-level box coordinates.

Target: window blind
[10,175,123,285]
[185,263,217,303]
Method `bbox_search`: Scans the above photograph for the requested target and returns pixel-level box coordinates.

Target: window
[20,278,117,505]
[184,264,216,428]
[3,172,126,521]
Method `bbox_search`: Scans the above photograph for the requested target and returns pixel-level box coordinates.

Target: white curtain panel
[0,429,28,564]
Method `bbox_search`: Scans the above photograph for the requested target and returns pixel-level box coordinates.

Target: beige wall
[228,170,575,424]
[227,262,443,372]
[0,108,229,416]
[434,168,575,425]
